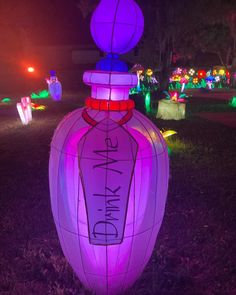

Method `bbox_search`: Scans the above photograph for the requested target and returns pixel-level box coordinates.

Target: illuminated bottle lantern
[46,70,62,101]
[49,1,169,294]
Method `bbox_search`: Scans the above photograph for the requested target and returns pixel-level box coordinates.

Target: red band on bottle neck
[85,97,135,111]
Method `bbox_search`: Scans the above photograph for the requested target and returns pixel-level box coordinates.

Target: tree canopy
[0,0,236,90]
[134,0,236,90]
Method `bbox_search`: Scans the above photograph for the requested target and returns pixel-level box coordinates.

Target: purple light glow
[46,75,62,101]
[49,109,168,294]
[90,0,144,54]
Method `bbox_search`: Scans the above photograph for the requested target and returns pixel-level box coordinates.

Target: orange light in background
[27,66,35,73]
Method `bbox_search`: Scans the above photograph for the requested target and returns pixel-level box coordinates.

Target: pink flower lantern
[49,1,169,294]
[180,75,189,93]
[131,64,145,91]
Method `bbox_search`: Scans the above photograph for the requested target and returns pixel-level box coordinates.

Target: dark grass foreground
[0,93,235,294]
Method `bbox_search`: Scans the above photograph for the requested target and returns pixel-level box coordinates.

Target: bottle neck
[83,70,138,101]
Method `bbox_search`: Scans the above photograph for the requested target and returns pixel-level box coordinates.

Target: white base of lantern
[156,99,186,120]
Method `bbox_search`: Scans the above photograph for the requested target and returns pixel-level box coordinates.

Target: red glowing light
[85,97,135,111]
[197,70,206,79]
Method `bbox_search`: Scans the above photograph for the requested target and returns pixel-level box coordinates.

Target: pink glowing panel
[78,118,138,245]
[49,108,169,295]
[83,71,137,100]
[90,0,144,54]
[16,96,32,125]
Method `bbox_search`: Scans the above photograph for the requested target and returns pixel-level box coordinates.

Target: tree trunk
[217,52,225,66]
[158,40,172,97]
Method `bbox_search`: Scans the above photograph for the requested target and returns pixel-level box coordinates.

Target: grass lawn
[0,90,235,294]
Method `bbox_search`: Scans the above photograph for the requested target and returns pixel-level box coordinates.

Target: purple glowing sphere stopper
[90,0,144,54]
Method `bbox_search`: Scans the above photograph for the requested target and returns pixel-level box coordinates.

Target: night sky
[0,0,93,46]
[1,0,235,69]
[1,0,236,47]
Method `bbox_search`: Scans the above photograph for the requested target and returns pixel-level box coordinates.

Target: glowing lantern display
[171,92,178,101]
[16,96,32,125]
[31,89,49,99]
[145,91,151,112]
[156,99,186,120]
[213,69,218,76]
[46,70,62,101]
[206,70,211,77]
[180,76,189,93]
[226,70,230,78]
[90,0,144,54]
[1,98,11,104]
[31,103,46,111]
[176,67,182,74]
[96,53,128,72]
[219,69,225,76]
[157,92,186,120]
[197,70,206,79]
[146,68,153,76]
[49,1,169,294]
[188,68,195,76]
[164,91,186,103]
[171,74,181,82]
[193,77,199,84]
[131,64,144,91]
[205,75,215,90]
[229,96,236,108]
[161,129,177,139]
[215,76,220,82]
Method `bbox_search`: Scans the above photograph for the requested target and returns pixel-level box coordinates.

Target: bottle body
[49,108,169,295]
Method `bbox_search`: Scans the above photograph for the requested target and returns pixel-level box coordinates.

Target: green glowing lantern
[145,91,151,113]
[31,90,49,99]
[229,97,236,108]
[1,98,11,103]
